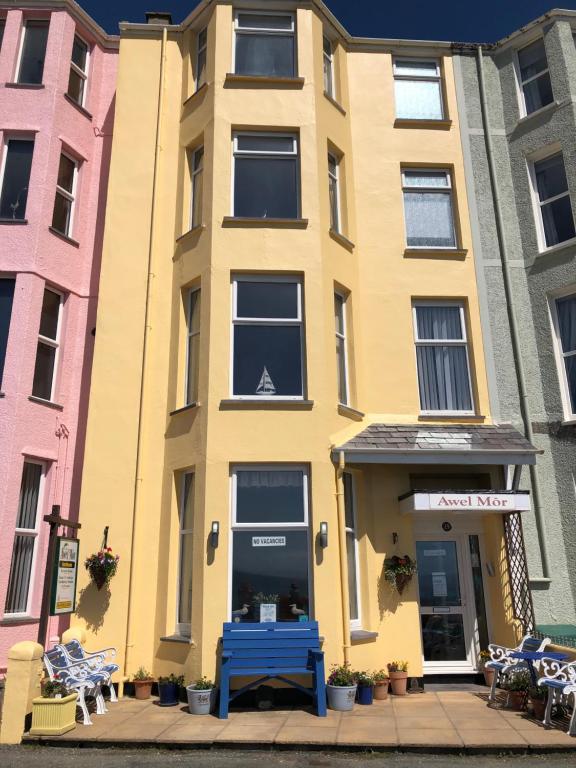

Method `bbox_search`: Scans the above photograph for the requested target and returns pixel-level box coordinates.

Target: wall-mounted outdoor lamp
[319,521,328,548]
[210,521,219,549]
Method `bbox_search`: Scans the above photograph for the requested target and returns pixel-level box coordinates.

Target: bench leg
[95,685,108,715]
[488,669,499,703]
[313,656,327,717]
[108,681,118,703]
[568,692,576,737]
[218,662,230,719]
[77,688,93,726]
[543,686,554,727]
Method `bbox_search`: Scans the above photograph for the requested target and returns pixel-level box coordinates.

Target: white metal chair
[538,657,576,736]
[56,639,119,702]
[486,634,550,702]
[43,646,108,725]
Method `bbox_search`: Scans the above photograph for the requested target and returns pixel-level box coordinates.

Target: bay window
[231,466,310,623]
[176,472,194,635]
[403,169,457,249]
[4,462,44,615]
[232,276,304,399]
[67,35,89,107]
[552,292,576,418]
[413,302,474,414]
[32,287,62,401]
[0,138,34,220]
[530,152,575,249]
[52,153,78,238]
[233,133,299,219]
[517,38,553,116]
[234,11,295,78]
[394,59,444,121]
[17,19,49,85]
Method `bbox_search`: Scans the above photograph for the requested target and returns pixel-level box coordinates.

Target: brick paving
[24,690,576,751]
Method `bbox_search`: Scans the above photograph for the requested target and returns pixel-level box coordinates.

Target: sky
[81,0,576,41]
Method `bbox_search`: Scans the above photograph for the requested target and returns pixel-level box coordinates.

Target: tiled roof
[334,423,540,464]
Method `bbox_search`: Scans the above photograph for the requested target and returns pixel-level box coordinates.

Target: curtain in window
[16,462,42,529]
[236,470,303,488]
[404,191,455,248]
[416,305,463,340]
[558,295,576,353]
[416,345,472,412]
[5,534,35,613]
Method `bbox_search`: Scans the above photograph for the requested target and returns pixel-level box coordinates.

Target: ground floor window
[343,472,361,628]
[231,465,310,622]
[176,472,194,636]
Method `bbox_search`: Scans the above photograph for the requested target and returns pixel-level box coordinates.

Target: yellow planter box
[30,693,78,736]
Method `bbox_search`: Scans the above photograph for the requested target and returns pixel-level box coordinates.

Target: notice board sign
[50,537,80,615]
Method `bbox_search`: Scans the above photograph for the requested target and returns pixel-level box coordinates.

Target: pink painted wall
[0,6,118,671]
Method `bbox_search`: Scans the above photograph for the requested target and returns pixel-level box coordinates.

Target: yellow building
[72,1,539,689]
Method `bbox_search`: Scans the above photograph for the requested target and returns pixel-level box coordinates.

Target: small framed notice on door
[259,603,277,622]
[431,572,448,598]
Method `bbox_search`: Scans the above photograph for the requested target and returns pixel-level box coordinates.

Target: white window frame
[232,9,296,77]
[515,37,553,118]
[184,286,200,406]
[0,135,35,221]
[231,132,299,218]
[528,149,576,253]
[68,33,90,108]
[33,287,63,402]
[228,463,312,620]
[176,471,194,636]
[549,285,576,422]
[413,300,474,416]
[402,168,457,250]
[323,34,335,98]
[393,58,444,120]
[195,26,207,90]
[4,460,45,617]
[328,152,341,233]
[15,18,49,85]
[189,145,203,230]
[53,151,79,238]
[334,291,349,406]
[231,274,304,400]
[343,471,361,630]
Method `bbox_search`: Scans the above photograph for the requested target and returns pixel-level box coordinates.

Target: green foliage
[133,666,152,681]
[158,673,184,687]
[42,678,69,698]
[191,676,214,690]
[355,670,375,686]
[373,669,390,682]
[503,670,531,692]
[388,660,408,673]
[327,663,357,687]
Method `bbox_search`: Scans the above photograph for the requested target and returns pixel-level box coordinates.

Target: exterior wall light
[211,521,219,548]
[320,521,328,548]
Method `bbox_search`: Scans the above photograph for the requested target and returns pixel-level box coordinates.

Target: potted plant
[478,649,494,687]
[373,669,390,700]
[326,663,357,711]
[356,671,375,705]
[132,666,154,700]
[158,673,184,706]
[85,546,120,590]
[186,676,215,715]
[528,685,547,720]
[388,660,409,696]
[30,677,78,736]
[502,669,530,711]
[384,555,417,594]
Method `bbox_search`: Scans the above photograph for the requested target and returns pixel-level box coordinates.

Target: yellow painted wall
[72,1,518,686]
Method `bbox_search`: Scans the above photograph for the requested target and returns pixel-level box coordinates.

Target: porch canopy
[332,423,540,467]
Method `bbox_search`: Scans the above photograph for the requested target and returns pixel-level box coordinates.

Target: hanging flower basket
[384,555,417,594]
[85,547,119,590]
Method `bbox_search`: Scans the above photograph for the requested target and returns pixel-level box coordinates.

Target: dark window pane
[235,34,294,77]
[237,281,298,319]
[535,154,568,201]
[234,156,298,218]
[52,192,72,234]
[236,469,304,523]
[5,534,35,613]
[196,48,206,88]
[421,614,467,662]
[566,356,576,413]
[518,39,548,80]
[198,27,207,48]
[17,462,42,529]
[18,21,49,84]
[469,535,489,653]
[237,135,294,153]
[39,289,60,339]
[32,341,56,399]
[71,35,88,70]
[557,295,576,353]
[231,529,309,622]
[57,154,75,192]
[523,72,553,113]
[346,531,358,621]
[0,20,5,50]
[0,139,34,220]
[237,13,292,30]
[416,541,461,607]
[541,196,576,247]
[0,278,15,385]
[67,68,84,104]
[343,472,354,530]
[234,325,302,396]
[186,333,199,404]
[336,336,347,403]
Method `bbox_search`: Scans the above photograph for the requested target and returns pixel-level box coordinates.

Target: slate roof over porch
[332,424,541,465]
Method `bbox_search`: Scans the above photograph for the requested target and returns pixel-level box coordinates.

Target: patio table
[510,650,568,686]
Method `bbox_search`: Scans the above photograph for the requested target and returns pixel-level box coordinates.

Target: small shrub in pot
[355,670,375,705]
[132,666,154,700]
[478,650,494,688]
[502,670,530,711]
[388,660,409,696]
[373,669,390,700]
[158,673,184,706]
[528,685,547,720]
[326,663,357,711]
[186,676,215,715]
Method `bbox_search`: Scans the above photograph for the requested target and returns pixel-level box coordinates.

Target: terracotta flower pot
[134,679,153,700]
[506,690,527,711]
[389,671,408,696]
[483,668,495,688]
[374,679,389,700]
[529,697,546,720]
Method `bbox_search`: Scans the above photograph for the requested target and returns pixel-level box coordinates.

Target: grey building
[454,9,576,632]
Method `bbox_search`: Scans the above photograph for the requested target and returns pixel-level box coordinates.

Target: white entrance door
[415,528,489,674]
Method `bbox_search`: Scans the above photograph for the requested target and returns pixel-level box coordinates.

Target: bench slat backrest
[222,622,321,663]
[521,635,548,653]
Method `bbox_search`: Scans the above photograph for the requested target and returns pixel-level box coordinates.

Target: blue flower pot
[357,684,374,705]
[158,682,180,706]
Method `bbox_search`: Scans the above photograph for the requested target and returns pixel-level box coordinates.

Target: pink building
[0,1,117,672]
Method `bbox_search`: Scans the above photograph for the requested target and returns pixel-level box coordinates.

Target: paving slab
[275,725,338,744]
[458,729,528,747]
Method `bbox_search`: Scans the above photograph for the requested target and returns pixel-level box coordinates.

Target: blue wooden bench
[218,621,327,719]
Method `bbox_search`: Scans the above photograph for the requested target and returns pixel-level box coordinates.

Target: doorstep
[23,691,576,752]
